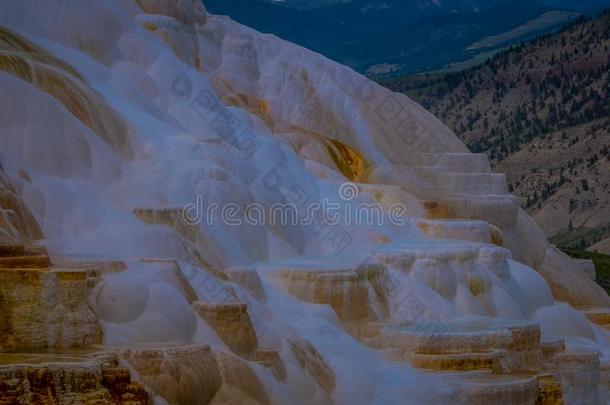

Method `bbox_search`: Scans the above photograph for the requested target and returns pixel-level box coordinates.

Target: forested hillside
[383,12,610,250]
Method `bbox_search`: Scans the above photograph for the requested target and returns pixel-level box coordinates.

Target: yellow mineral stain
[0,27,82,79]
[321,137,368,182]
[537,374,564,405]
[275,122,370,181]
[0,27,132,158]
[369,233,391,244]
[211,77,273,127]
[257,99,269,113]
[417,222,432,235]
[210,77,369,181]
[490,224,504,246]
[372,188,385,203]
[423,201,456,219]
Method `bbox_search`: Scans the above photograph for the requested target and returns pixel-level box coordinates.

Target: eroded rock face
[287,337,335,395]
[0,167,42,245]
[0,353,150,404]
[120,344,222,404]
[268,265,369,321]
[213,351,270,404]
[456,375,540,405]
[544,350,601,404]
[0,267,101,352]
[117,344,270,405]
[225,266,267,301]
[0,166,103,366]
[252,349,286,382]
[536,374,564,405]
[192,301,258,356]
[265,259,390,322]
[133,208,228,278]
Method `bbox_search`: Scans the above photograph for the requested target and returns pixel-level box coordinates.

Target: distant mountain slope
[205,0,605,74]
[540,0,610,11]
[382,12,610,250]
[256,0,346,10]
[344,0,555,74]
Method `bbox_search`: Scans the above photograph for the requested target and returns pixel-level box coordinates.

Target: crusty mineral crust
[0,267,101,352]
[192,301,258,356]
[0,354,151,404]
[287,336,336,395]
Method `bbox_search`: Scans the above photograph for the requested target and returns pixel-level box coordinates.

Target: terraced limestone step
[436,173,508,196]
[141,258,199,304]
[453,374,540,405]
[225,265,267,301]
[371,242,482,272]
[395,169,508,198]
[425,195,520,228]
[379,323,513,354]
[0,243,24,257]
[600,358,610,392]
[251,349,287,381]
[536,374,564,405]
[376,321,542,373]
[507,323,544,372]
[0,245,51,269]
[416,218,503,245]
[437,371,563,405]
[406,350,512,373]
[286,336,336,395]
[369,155,503,201]
[583,308,610,329]
[0,266,101,352]
[543,349,601,404]
[117,343,271,404]
[260,258,390,321]
[53,256,127,275]
[192,301,258,356]
[0,253,50,269]
[118,344,222,404]
[133,207,227,278]
[0,352,151,404]
[540,339,565,359]
[424,369,562,404]
[410,153,492,174]
[370,242,515,314]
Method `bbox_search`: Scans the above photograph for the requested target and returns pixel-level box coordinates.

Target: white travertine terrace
[0,0,608,404]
